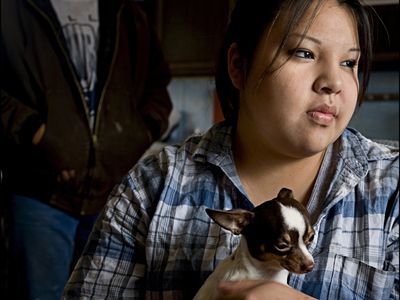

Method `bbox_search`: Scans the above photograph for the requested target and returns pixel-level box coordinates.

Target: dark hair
[215,0,373,121]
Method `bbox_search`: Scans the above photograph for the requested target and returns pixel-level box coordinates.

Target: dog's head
[206,188,314,274]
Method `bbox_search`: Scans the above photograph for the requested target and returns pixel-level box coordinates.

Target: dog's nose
[302,261,314,273]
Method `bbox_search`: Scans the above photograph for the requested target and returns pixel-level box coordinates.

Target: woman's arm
[62,174,153,298]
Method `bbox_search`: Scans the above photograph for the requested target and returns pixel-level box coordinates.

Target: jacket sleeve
[140,20,173,142]
[0,36,43,145]
[0,89,43,145]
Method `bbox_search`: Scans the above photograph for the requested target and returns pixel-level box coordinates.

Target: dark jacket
[0,0,172,215]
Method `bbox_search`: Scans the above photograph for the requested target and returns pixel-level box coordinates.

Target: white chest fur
[193,239,289,300]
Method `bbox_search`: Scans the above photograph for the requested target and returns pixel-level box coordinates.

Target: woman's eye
[341,60,358,69]
[292,49,314,59]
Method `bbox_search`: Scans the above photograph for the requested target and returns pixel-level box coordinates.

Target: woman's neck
[233,134,326,206]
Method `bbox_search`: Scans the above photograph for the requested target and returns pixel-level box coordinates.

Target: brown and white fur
[194,188,315,300]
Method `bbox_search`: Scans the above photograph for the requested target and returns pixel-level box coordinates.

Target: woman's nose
[313,66,343,95]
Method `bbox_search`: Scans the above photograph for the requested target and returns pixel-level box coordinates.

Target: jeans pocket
[327,254,396,300]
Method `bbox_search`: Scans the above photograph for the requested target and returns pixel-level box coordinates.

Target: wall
[166,71,399,143]
[165,77,215,143]
[349,71,399,140]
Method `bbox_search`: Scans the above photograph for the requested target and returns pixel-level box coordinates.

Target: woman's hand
[214,280,317,300]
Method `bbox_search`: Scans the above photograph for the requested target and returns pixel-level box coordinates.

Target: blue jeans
[8,195,98,300]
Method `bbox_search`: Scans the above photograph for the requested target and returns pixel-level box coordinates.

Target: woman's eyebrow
[349,48,361,54]
[289,33,321,45]
[289,32,361,53]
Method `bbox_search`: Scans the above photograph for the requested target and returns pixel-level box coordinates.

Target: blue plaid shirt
[63,121,399,299]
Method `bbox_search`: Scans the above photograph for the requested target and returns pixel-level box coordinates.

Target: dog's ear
[206,208,254,235]
[277,188,294,199]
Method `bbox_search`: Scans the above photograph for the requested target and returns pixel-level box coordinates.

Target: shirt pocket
[326,254,396,300]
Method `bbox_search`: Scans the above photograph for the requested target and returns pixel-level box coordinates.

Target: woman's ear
[227,43,245,89]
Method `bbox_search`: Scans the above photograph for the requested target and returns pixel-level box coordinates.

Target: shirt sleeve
[387,190,399,300]
[62,172,154,299]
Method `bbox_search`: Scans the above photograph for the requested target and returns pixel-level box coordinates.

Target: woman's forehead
[264,0,358,47]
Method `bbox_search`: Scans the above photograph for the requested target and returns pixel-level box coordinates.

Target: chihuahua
[193,188,315,300]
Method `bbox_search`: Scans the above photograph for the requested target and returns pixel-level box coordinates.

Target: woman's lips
[307,105,337,126]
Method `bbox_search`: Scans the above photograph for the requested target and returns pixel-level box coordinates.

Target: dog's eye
[274,243,291,252]
[305,233,315,246]
[309,234,315,243]
[307,233,315,244]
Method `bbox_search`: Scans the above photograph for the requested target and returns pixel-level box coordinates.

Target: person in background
[63,0,398,299]
[0,0,172,299]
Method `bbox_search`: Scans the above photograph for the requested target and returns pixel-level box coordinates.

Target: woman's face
[236,0,360,158]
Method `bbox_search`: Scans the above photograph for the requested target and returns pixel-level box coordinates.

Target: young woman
[63,0,398,299]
